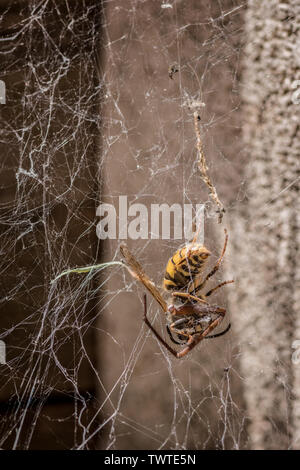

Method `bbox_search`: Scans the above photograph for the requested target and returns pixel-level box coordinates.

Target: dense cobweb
[0,0,249,449]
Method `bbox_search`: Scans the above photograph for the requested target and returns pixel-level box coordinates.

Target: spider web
[0,0,254,450]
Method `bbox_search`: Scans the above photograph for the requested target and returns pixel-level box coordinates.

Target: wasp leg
[205,280,234,297]
[143,295,179,358]
[172,292,209,304]
[194,228,228,294]
[205,322,231,338]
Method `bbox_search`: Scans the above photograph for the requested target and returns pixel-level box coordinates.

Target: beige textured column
[225,0,300,449]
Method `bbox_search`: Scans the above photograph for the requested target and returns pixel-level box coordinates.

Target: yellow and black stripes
[163,244,211,292]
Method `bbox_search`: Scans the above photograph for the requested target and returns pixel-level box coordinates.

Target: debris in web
[51,261,124,283]
[168,63,179,80]
[191,102,226,223]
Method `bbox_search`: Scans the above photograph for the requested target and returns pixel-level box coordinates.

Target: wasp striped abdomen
[163,244,211,292]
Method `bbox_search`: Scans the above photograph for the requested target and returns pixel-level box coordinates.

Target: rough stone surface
[225,0,300,449]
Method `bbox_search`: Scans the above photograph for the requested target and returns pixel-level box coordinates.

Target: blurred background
[0,0,299,450]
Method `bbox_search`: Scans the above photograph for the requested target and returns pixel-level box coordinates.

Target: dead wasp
[120,228,234,359]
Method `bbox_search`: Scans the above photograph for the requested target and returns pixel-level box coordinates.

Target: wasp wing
[120,243,167,313]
